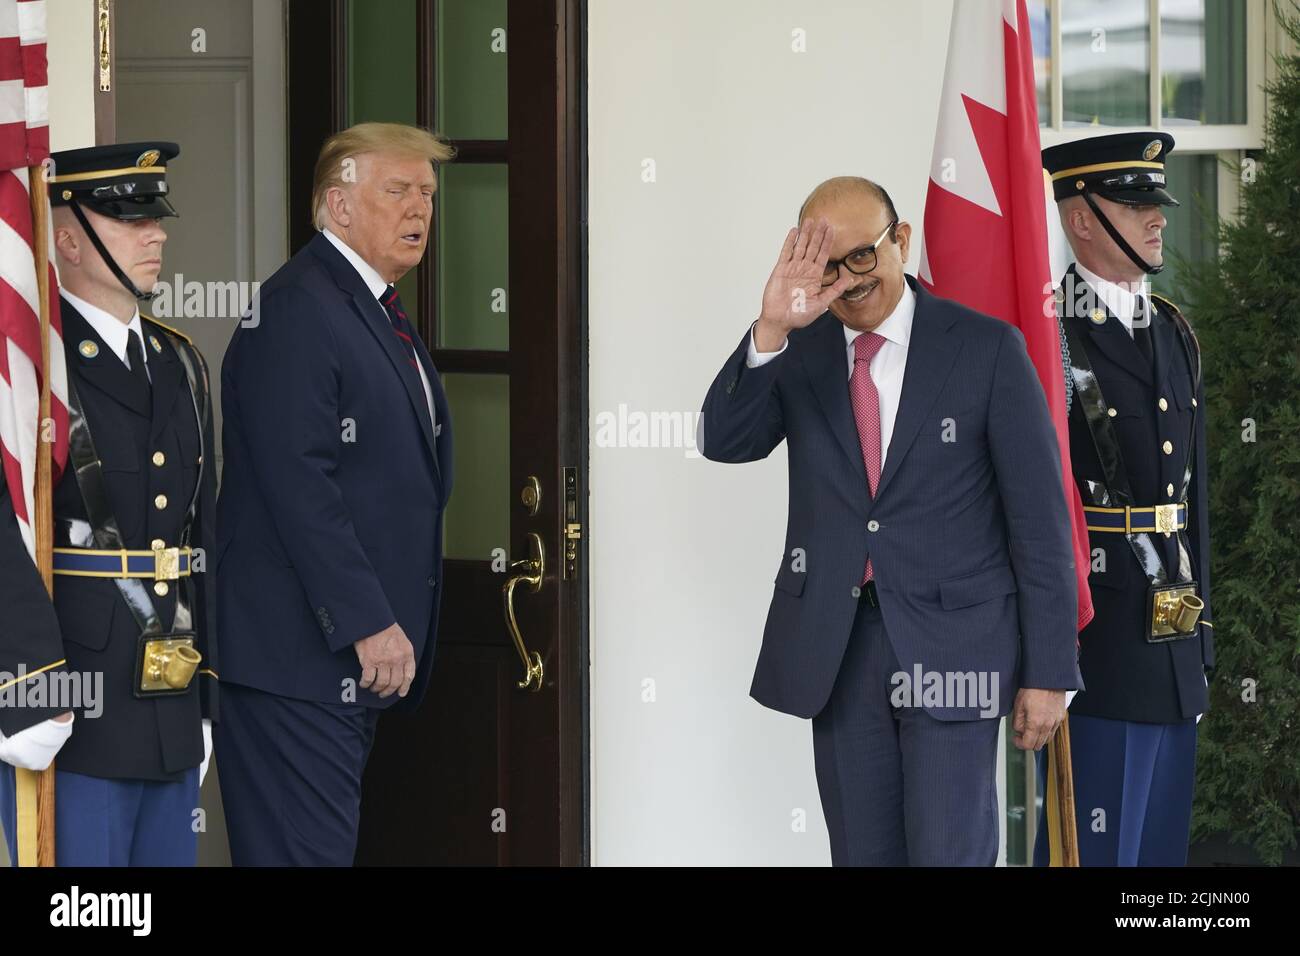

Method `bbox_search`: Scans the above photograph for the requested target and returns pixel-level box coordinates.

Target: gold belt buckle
[1153,503,1180,536]
[152,543,181,581]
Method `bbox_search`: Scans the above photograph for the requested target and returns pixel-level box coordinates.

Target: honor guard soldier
[1035,132,1212,866]
[0,142,218,866]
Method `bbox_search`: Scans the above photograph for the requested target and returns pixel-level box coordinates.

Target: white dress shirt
[1074,261,1151,337]
[321,228,437,428]
[61,288,151,382]
[745,282,916,469]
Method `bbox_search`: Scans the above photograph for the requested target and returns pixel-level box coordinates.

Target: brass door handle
[503,531,545,691]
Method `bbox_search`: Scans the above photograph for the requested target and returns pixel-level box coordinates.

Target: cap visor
[86,195,179,220]
[1096,185,1180,207]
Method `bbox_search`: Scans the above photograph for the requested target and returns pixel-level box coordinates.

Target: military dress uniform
[1034,132,1213,866]
[0,143,218,866]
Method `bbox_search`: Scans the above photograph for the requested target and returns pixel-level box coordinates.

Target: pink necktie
[851,332,886,582]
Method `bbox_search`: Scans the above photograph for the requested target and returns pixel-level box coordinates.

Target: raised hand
[755,217,855,351]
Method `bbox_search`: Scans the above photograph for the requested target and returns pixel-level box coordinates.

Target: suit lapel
[309,234,440,471]
[62,301,151,417]
[1150,298,1177,390]
[1065,264,1153,386]
[875,281,960,499]
[409,330,444,487]
[800,314,867,488]
[143,324,185,442]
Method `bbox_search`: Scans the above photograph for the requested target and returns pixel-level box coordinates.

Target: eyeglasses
[820,220,898,287]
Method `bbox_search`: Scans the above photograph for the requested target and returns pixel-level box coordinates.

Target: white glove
[199,718,213,785]
[0,714,75,771]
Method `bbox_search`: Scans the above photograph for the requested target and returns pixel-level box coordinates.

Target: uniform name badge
[1146,580,1204,643]
[133,631,202,697]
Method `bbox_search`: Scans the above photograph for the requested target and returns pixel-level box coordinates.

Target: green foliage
[1179,2,1300,866]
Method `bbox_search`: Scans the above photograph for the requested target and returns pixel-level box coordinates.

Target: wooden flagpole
[15,164,57,867]
[1046,716,1079,866]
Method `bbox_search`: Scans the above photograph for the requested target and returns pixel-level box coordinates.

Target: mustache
[840,278,879,299]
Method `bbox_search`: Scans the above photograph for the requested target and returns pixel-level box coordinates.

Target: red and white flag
[0,0,67,557]
[918,0,1093,630]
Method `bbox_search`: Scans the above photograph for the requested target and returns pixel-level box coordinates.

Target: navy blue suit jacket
[701,277,1082,720]
[217,232,453,710]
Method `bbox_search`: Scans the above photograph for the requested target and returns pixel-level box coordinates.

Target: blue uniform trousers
[1,763,198,866]
[1034,713,1196,866]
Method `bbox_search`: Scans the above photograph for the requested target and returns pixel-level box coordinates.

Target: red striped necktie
[382,285,420,370]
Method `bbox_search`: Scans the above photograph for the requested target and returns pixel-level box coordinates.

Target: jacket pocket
[53,577,118,651]
[773,561,806,597]
[938,563,1017,610]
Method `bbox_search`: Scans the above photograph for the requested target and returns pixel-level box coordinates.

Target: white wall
[589,0,955,865]
[47,0,95,150]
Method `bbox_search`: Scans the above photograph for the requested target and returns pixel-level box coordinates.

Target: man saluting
[701,177,1082,866]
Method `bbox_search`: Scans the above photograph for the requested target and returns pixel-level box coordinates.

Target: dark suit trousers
[812,595,1001,866]
[216,681,381,866]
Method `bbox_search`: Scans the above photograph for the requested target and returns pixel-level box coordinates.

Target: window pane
[1161,0,1247,126]
[347,0,421,328]
[1062,0,1150,127]
[1029,0,1052,127]
[437,163,509,350]
[437,0,508,140]
[347,0,417,126]
[1151,152,1219,299]
[441,373,509,560]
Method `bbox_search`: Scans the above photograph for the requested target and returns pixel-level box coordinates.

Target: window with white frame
[1006,0,1269,866]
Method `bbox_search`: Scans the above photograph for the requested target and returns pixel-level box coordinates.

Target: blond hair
[311,122,456,229]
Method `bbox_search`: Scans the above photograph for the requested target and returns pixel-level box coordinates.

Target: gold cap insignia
[78,339,99,358]
[149,334,163,353]
[61,189,72,200]
[137,149,162,168]
[1143,139,1163,162]
[1090,308,1107,325]
[1075,179,1085,190]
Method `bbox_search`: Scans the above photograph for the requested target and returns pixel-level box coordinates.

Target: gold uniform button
[1158,398,1168,411]
[151,538,165,550]
[1107,407,1118,417]
[1167,483,1175,498]
[152,451,166,467]
[154,494,168,510]
[154,581,169,597]
[1162,441,1173,455]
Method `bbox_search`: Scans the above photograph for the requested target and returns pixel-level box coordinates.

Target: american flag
[0,0,66,557]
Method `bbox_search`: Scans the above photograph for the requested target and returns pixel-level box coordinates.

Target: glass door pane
[440,373,510,560]
[346,0,422,317]
[437,163,509,350]
[437,0,509,139]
